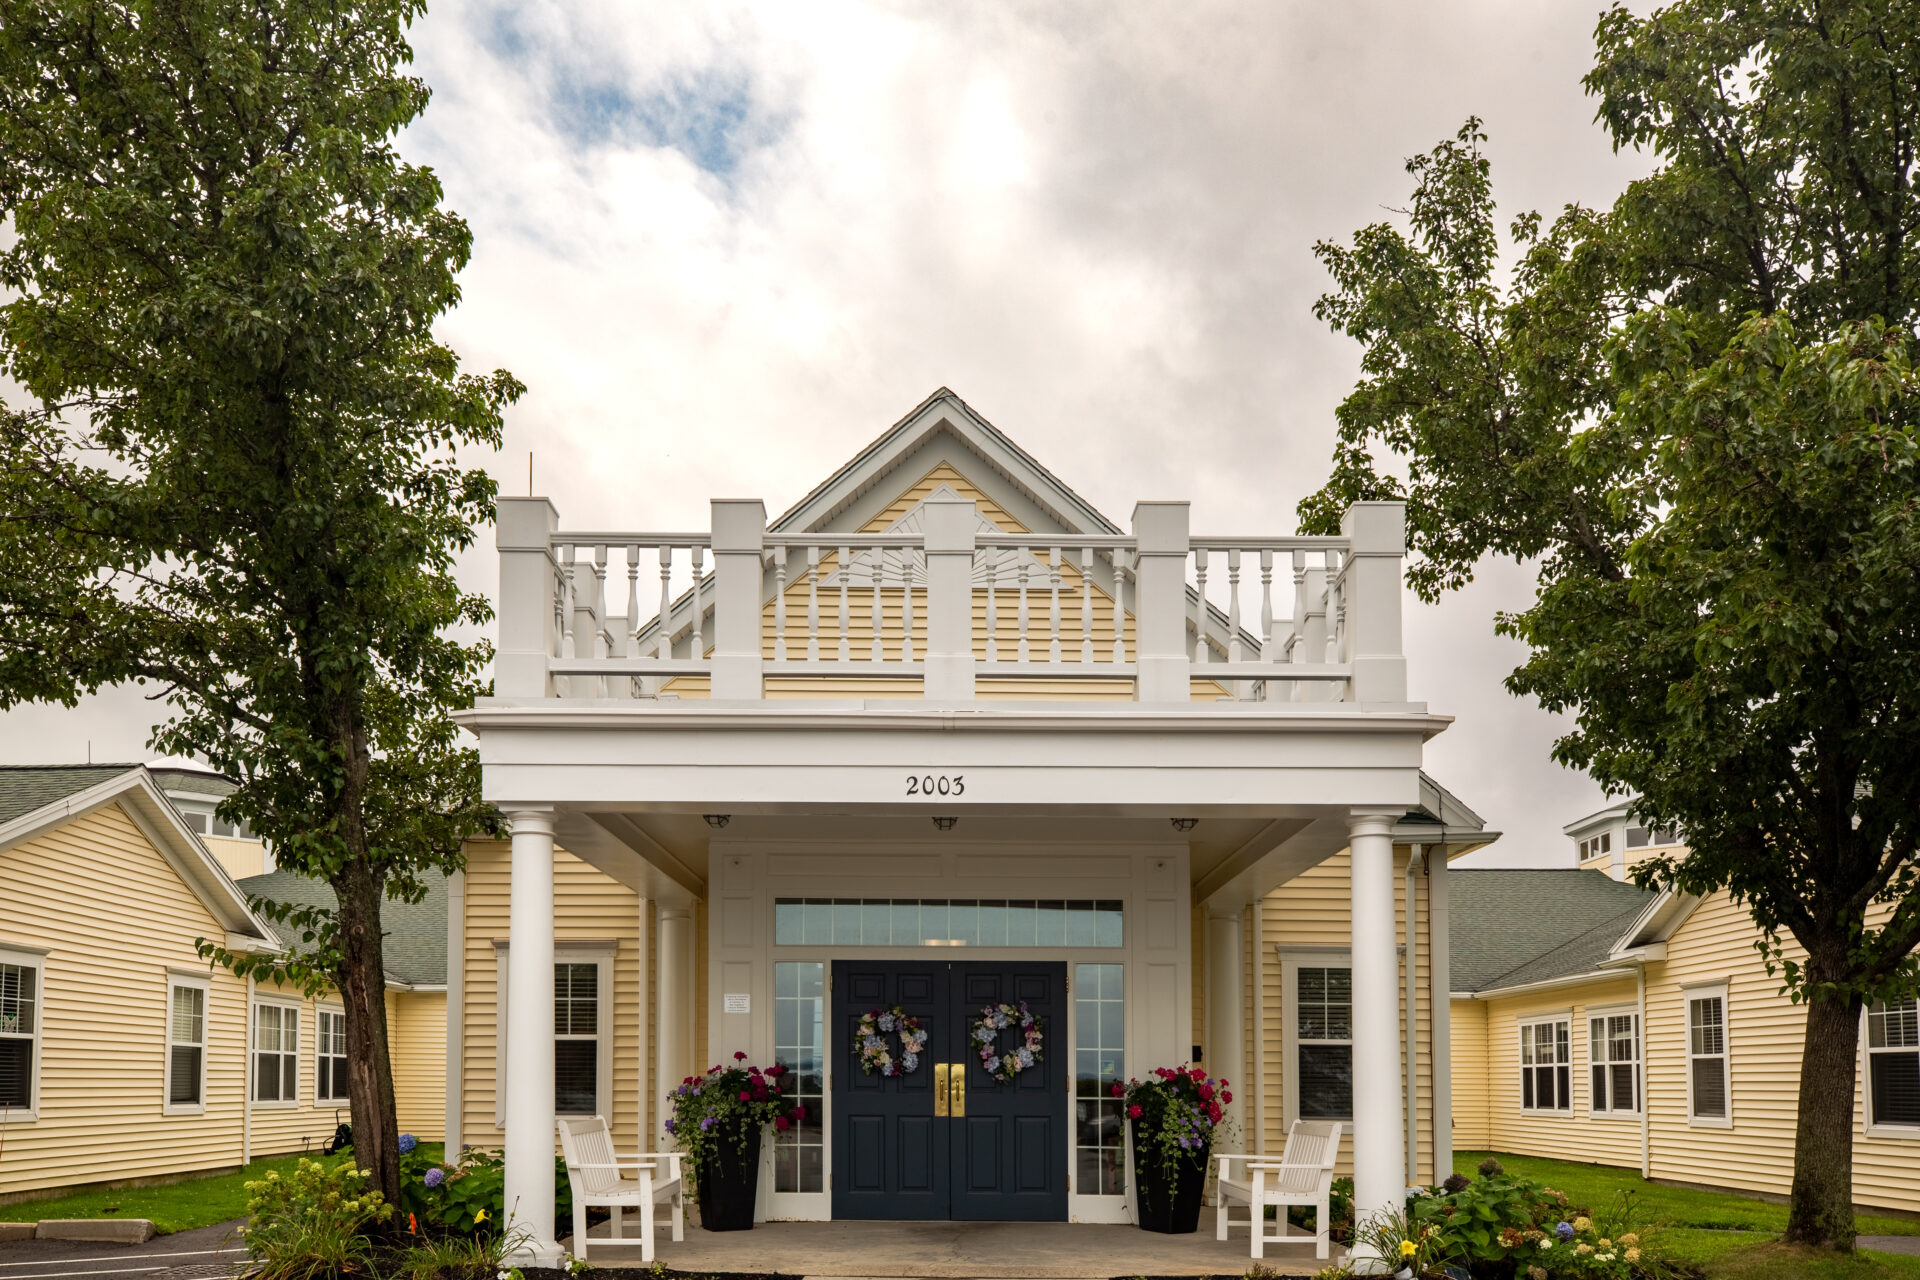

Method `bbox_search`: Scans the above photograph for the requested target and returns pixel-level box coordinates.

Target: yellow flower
[1573,1216,1592,1233]
[1576,1243,1593,1256]
[1626,1247,1641,1263]
[1598,1238,1612,1249]
[1620,1233,1640,1246]
[474,1209,490,1225]
[1400,1240,1418,1258]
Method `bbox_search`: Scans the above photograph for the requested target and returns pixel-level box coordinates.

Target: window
[555,962,599,1115]
[1520,1018,1571,1112]
[1686,989,1730,1124]
[1578,833,1614,861]
[253,1002,299,1103]
[1867,997,1920,1130]
[773,899,1122,947]
[167,979,208,1110]
[1074,962,1126,1196]
[317,1009,349,1103]
[1293,963,1352,1120]
[772,962,825,1195]
[0,956,41,1115]
[1588,1010,1640,1114]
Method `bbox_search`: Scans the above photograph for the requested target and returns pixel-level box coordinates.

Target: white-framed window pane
[773,961,825,1194]
[168,984,206,1106]
[1521,1021,1570,1112]
[554,962,598,1115]
[317,1010,349,1103]
[2,962,38,1037]
[1868,998,1920,1127]
[1687,995,1727,1118]
[1074,962,1125,1196]
[1296,965,1352,1119]
[253,1004,299,1102]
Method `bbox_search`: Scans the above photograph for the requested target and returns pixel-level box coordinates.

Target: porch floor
[575,1218,1326,1279]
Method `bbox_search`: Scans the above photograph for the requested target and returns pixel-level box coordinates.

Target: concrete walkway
[579,1218,1326,1278]
[1861,1236,1920,1257]
[0,1220,247,1280]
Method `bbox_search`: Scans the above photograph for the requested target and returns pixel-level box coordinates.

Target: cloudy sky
[0,1,1661,867]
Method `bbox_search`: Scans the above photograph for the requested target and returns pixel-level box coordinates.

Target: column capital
[657,904,694,921]
[503,807,556,837]
[1347,808,1401,840]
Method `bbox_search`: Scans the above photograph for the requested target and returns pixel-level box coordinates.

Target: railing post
[1341,501,1408,702]
[710,499,767,701]
[922,494,977,701]
[569,551,607,698]
[1131,501,1190,702]
[496,497,560,699]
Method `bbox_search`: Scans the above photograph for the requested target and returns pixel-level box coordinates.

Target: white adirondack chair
[556,1115,685,1263]
[1213,1120,1344,1259]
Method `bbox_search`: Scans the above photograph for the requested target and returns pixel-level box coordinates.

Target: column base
[505,1239,566,1269]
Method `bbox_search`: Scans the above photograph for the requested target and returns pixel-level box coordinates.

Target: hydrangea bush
[1112,1064,1234,1182]
[665,1052,801,1193]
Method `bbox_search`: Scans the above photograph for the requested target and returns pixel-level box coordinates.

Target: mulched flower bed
[524,1269,799,1280]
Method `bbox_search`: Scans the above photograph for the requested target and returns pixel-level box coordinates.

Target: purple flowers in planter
[424,1166,445,1188]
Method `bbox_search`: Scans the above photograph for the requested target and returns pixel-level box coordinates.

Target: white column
[1206,905,1246,1151]
[657,906,695,1129]
[1349,810,1406,1263]
[1130,501,1191,702]
[503,808,561,1266]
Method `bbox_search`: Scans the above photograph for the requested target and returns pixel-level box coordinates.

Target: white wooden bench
[556,1115,685,1263]
[1213,1120,1343,1259]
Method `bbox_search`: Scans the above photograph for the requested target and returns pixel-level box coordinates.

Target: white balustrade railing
[497,497,1406,705]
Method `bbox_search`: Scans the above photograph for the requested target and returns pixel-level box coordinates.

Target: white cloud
[5,0,1654,864]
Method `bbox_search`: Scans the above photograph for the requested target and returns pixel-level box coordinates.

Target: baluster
[773,545,789,661]
[624,545,641,696]
[1079,547,1095,663]
[871,547,885,663]
[837,545,851,662]
[806,546,821,661]
[900,547,915,663]
[1110,548,1129,664]
[1017,556,1031,662]
[1259,549,1274,662]
[1048,547,1063,663]
[560,543,577,657]
[983,551,998,663]
[1226,548,1243,665]
[689,544,704,659]
[1192,548,1209,665]
[1290,550,1308,664]
[1326,551,1345,666]
[656,545,673,660]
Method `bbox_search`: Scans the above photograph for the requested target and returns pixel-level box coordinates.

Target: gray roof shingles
[0,763,143,827]
[237,869,448,987]
[1449,869,1657,994]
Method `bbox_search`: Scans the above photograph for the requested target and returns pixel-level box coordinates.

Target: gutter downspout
[244,975,254,1167]
[1405,845,1422,1186]
[1637,964,1650,1178]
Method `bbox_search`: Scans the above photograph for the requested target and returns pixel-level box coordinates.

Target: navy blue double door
[831,960,1068,1221]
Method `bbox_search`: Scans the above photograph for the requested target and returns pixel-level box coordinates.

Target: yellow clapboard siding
[458,839,645,1153]
[393,991,446,1141]
[1475,978,1644,1170]
[1450,998,1491,1149]
[859,462,1029,534]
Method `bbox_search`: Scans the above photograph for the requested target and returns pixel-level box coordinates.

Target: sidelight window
[773,962,825,1193]
[1073,963,1126,1196]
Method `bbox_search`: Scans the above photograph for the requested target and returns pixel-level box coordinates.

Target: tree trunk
[334,858,402,1209]
[1784,988,1863,1249]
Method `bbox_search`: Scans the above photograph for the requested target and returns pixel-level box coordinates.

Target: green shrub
[391,1229,516,1280]
[241,1159,391,1280]
[397,1143,574,1241]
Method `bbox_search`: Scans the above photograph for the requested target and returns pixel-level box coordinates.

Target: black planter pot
[696,1124,764,1232]
[1128,1119,1209,1234]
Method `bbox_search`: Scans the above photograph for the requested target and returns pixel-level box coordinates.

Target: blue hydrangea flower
[1556,1222,1575,1241]
[984,1056,1001,1074]
[423,1166,444,1188]
[398,1133,418,1155]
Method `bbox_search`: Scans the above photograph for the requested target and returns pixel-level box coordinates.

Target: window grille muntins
[1073,962,1126,1195]
[168,982,207,1107]
[317,1009,349,1103]
[1295,965,1353,1120]
[1687,992,1730,1122]
[1588,1011,1639,1114]
[1520,1019,1572,1112]
[1867,997,1920,1129]
[253,1003,299,1103]
[774,899,1122,948]
[0,960,38,1112]
[555,962,599,1115]
[772,962,825,1194]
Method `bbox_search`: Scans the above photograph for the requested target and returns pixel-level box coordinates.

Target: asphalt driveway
[0,1221,247,1280]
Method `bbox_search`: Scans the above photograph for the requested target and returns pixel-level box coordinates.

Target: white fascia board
[1453,969,1622,1001]
[1563,796,1638,838]
[1610,888,1702,957]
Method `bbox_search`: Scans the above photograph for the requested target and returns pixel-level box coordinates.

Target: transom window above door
[774,899,1122,947]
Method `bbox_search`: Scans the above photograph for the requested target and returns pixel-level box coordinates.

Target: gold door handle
[949,1062,966,1117]
[934,1062,950,1117]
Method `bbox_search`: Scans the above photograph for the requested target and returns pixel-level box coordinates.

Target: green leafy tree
[1301,1,1920,1250]
[0,0,518,1204]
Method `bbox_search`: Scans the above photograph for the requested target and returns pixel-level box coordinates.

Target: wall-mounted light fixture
[703,814,731,829]
[1170,817,1199,832]
[932,816,959,831]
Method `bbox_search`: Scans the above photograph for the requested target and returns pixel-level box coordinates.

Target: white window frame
[492,941,614,1128]
[315,1005,350,1106]
[1684,983,1732,1128]
[164,972,210,1116]
[251,997,302,1108]
[1862,996,1920,1139]
[1518,1013,1573,1114]
[0,944,48,1123]
[1586,1004,1641,1119]
[1278,949,1353,1127]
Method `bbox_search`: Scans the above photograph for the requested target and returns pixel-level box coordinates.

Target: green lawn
[0,1144,442,1235]
[1457,1151,1920,1279]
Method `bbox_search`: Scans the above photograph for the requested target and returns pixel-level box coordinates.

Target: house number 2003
[906,774,964,796]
